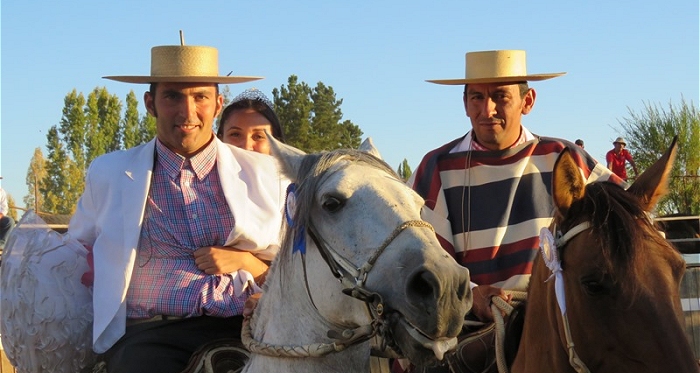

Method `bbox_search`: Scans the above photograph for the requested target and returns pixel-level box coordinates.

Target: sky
[1,0,698,209]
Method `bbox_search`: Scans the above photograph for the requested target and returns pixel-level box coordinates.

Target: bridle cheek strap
[539,222,592,373]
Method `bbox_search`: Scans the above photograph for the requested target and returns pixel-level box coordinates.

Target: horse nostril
[407,269,438,302]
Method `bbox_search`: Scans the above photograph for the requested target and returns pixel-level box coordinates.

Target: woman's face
[220,108,273,155]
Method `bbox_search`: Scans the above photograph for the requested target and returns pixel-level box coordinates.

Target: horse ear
[551,148,586,217]
[358,137,382,159]
[267,131,306,181]
[626,135,678,212]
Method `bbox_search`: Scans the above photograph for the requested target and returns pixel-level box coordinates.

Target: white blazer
[68,137,286,353]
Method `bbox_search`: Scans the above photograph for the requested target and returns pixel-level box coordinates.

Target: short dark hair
[464,82,530,98]
[216,98,285,142]
[575,139,584,146]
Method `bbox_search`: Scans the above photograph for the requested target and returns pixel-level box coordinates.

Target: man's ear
[144,91,157,117]
[463,92,469,116]
[521,88,536,115]
[214,94,224,118]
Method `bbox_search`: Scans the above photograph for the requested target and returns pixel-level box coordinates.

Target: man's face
[144,82,223,156]
[463,82,534,151]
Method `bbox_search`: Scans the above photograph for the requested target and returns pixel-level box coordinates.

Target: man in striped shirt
[397,50,620,373]
[69,43,286,373]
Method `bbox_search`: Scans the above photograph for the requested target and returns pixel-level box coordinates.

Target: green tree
[397,159,413,182]
[42,126,79,214]
[6,194,18,221]
[123,91,142,149]
[619,98,700,215]
[37,87,153,215]
[24,147,48,213]
[273,75,362,152]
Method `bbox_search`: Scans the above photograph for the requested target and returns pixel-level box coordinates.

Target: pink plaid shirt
[126,139,247,318]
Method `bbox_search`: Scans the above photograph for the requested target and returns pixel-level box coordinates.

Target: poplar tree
[397,159,413,182]
[24,148,47,212]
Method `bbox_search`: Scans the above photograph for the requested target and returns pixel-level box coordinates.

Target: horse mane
[275,149,399,276]
[562,181,670,295]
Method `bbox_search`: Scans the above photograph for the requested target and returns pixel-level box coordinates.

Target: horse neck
[245,241,371,373]
[511,250,574,373]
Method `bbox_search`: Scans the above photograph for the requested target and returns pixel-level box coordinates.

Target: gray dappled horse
[239,137,472,373]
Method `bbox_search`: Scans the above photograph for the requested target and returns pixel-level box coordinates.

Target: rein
[538,221,592,373]
[242,218,436,358]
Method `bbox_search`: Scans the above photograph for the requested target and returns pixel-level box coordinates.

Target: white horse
[241,138,473,373]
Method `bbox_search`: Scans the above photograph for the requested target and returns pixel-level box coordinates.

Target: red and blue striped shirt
[410,129,620,289]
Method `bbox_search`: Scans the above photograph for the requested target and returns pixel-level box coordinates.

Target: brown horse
[511,137,699,373]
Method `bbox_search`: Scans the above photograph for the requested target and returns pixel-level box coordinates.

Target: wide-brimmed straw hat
[613,137,627,145]
[427,50,566,85]
[103,41,262,84]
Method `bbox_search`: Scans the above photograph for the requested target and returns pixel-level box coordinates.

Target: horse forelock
[564,181,664,296]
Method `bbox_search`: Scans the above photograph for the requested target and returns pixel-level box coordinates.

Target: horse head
[243,136,472,372]
[513,136,698,372]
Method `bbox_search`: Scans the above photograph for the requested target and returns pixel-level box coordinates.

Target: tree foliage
[619,98,700,215]
[397,158,413,182]
[33,87,153,215]
[24,148,48,213]
[272,75,362,152]
[6,194,18,221]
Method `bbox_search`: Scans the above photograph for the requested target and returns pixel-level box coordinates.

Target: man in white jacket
[69,41,285,373]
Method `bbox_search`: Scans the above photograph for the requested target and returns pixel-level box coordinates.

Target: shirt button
[192,213,198,219]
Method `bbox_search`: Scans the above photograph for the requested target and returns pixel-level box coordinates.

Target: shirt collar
[451,126,534,153]
[155,137,218,180]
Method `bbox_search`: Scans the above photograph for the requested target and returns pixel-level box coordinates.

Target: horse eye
[322,196,345,213]
[582,280,610,296]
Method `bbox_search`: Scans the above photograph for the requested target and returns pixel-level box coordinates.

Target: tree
[33,87,153,215]
[619,98,700,215]
[24,148,47,212]
[273,75,362,152]
[397,159,413,182]
[122,91,142,149]
[6,194,18,221]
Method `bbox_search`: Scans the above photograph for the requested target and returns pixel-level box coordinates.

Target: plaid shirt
[126,139,247,318]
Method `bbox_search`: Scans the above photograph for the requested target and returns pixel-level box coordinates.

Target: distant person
[575,139,584,148]
[217,88,285,154]
[0,181,15,250]
[606,137,638,181]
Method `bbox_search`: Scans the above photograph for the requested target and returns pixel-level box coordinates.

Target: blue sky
[1,0,698,208]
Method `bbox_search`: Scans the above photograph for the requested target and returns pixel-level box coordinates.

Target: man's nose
[480,97,497,117]
[179,97,198,121]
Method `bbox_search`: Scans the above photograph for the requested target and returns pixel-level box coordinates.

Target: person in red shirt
[606,137,639,181]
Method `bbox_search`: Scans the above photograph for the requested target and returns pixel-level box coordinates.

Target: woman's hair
[216,89,285,142]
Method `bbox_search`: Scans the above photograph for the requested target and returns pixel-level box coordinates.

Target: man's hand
[193,246,268,277]
[471,285,512,322]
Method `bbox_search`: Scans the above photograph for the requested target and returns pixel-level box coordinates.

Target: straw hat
[103,44,262,84]
[613,137,627,145]
[427,50,566,85]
